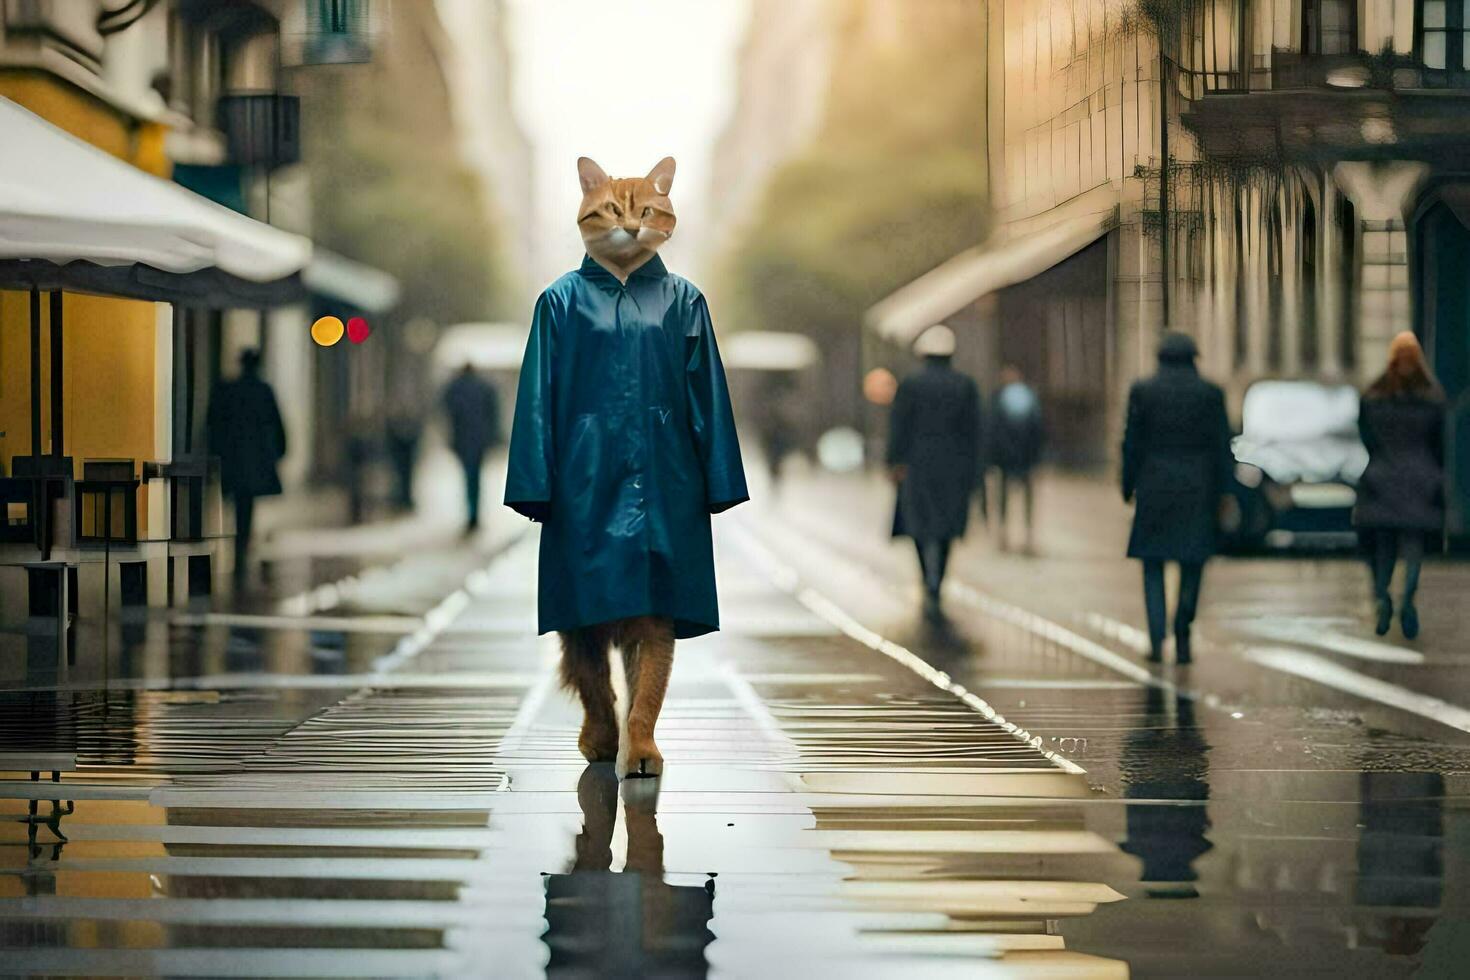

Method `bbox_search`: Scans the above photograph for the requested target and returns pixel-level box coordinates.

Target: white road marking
[1082,611,1154,657]
[729,524,1086,776]
[1083,608,1470,735]
[1245,647,1470,734]
[953,592,1223,709]
[1236,617,1425,664]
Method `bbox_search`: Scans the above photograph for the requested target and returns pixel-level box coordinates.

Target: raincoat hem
[537,613,718,641]
[709,495,749,515]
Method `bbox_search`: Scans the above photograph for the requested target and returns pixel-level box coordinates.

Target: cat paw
[578,718,619,763]
[616,738,663,779]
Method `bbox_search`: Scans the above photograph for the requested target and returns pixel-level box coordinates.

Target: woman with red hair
[1354,332,1446,639]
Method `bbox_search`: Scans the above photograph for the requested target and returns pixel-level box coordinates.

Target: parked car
[1221,380,1368,552]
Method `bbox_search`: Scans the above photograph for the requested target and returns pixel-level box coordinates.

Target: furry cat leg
[559,627,618,763]
[618,616,675,779]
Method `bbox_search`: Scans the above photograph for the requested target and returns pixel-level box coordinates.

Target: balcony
[1179,50,1470,164]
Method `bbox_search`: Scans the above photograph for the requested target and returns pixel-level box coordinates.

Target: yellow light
[311,315,345,346]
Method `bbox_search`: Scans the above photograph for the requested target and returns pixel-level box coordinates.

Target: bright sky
[505,0,751,286]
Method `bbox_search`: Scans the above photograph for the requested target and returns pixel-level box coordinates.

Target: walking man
[1121,332,1232,664]
[207,348,287,586]
[989,364,1044,551]
[443,363,501,534]
[888,324,982,618]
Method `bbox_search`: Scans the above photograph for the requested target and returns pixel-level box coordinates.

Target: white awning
[866,192,1118,345]
[434,322,529,372]
[0,96,311,282]
[303,249,401,313]
[722,330,819,371]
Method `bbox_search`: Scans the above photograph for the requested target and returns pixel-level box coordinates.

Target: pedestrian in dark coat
[888,324,982,617]
[443,364,501,533]
[1121,332,1232,663]
[988,364,1044,551]
[1355,331,1445,640]
[206,348,286,583]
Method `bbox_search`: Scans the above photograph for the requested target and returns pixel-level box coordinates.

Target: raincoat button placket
[615,286,645,508]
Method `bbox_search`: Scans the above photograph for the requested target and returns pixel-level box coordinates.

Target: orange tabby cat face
[577,156,676,271]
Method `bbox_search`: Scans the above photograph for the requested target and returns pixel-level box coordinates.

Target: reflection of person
[206,349,286,584]
[544,766,715,974]
[1121,332,1232,664]
[989,364,1044,552]
[1355,332,1445,640]
[888,324,982,618]
[1120,687,1212,898]
[1355,771,1443,958]
[442,364,501,534]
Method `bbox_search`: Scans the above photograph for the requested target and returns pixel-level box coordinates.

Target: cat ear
[577,157,610,193]
[646,156,676,195]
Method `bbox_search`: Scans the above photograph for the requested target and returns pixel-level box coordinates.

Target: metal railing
[1170,1,1470,97]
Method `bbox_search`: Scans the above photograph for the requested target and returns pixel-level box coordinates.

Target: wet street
[2,461,1470,978]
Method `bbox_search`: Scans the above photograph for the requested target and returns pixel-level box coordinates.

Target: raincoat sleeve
[887,380,912,467]
[505,291,558,522]
[964,379,982,487]
[686,294,749,514]
[267,389,287,461]
[1121,382,1143,503]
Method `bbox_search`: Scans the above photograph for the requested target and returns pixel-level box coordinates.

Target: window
[1304,0,1356,55]
[1301,197,1319,370]
[1420,0,1470,71]
[1336,194,1356,372]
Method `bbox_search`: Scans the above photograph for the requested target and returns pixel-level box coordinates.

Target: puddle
[3,534,1469,978]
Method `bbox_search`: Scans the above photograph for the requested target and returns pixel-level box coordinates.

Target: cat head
[577,156,676,269]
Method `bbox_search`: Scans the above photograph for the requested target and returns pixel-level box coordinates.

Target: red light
[346,316,371,344]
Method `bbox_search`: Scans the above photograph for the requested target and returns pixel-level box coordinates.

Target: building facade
[707,0,835,276]
[875,0,1470,473]
[0,0,392,623]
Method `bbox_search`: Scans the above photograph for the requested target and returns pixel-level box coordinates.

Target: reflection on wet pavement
[2,518,1470,977]
[544,768,715,977]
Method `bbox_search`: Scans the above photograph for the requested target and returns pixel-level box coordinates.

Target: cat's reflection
[544,765,715,978]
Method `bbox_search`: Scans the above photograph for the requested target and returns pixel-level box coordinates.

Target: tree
[715,0,989,430]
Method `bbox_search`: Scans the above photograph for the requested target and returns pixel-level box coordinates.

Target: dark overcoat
[888,360,982,542]
[1121,363,1232,563]
[988,383,1045,474]
[504,255,748,640]
[1354,394,1445,531]
[443,371,501,463]
[206,374,286,499]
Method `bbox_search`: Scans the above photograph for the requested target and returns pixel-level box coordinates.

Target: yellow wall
[0,73,170,535]
[0,291,161,460]
[0,72,170,175]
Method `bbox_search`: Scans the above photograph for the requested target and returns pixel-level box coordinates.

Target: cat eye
[608,204,623,217]
[642,207,653,218]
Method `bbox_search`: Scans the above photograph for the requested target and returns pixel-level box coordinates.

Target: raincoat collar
[578,252,668,284]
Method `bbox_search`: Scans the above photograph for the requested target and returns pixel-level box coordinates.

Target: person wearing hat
[1354,331,1446,639]
[1121,331,1233,663]
[888,324,983,617]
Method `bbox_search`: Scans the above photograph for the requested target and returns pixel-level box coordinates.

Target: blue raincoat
[505,254,748,639]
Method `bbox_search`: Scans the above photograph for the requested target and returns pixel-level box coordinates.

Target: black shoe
[1174,628,1192,665]
[1401,599,1420,640]
[1375,597,1393,636]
